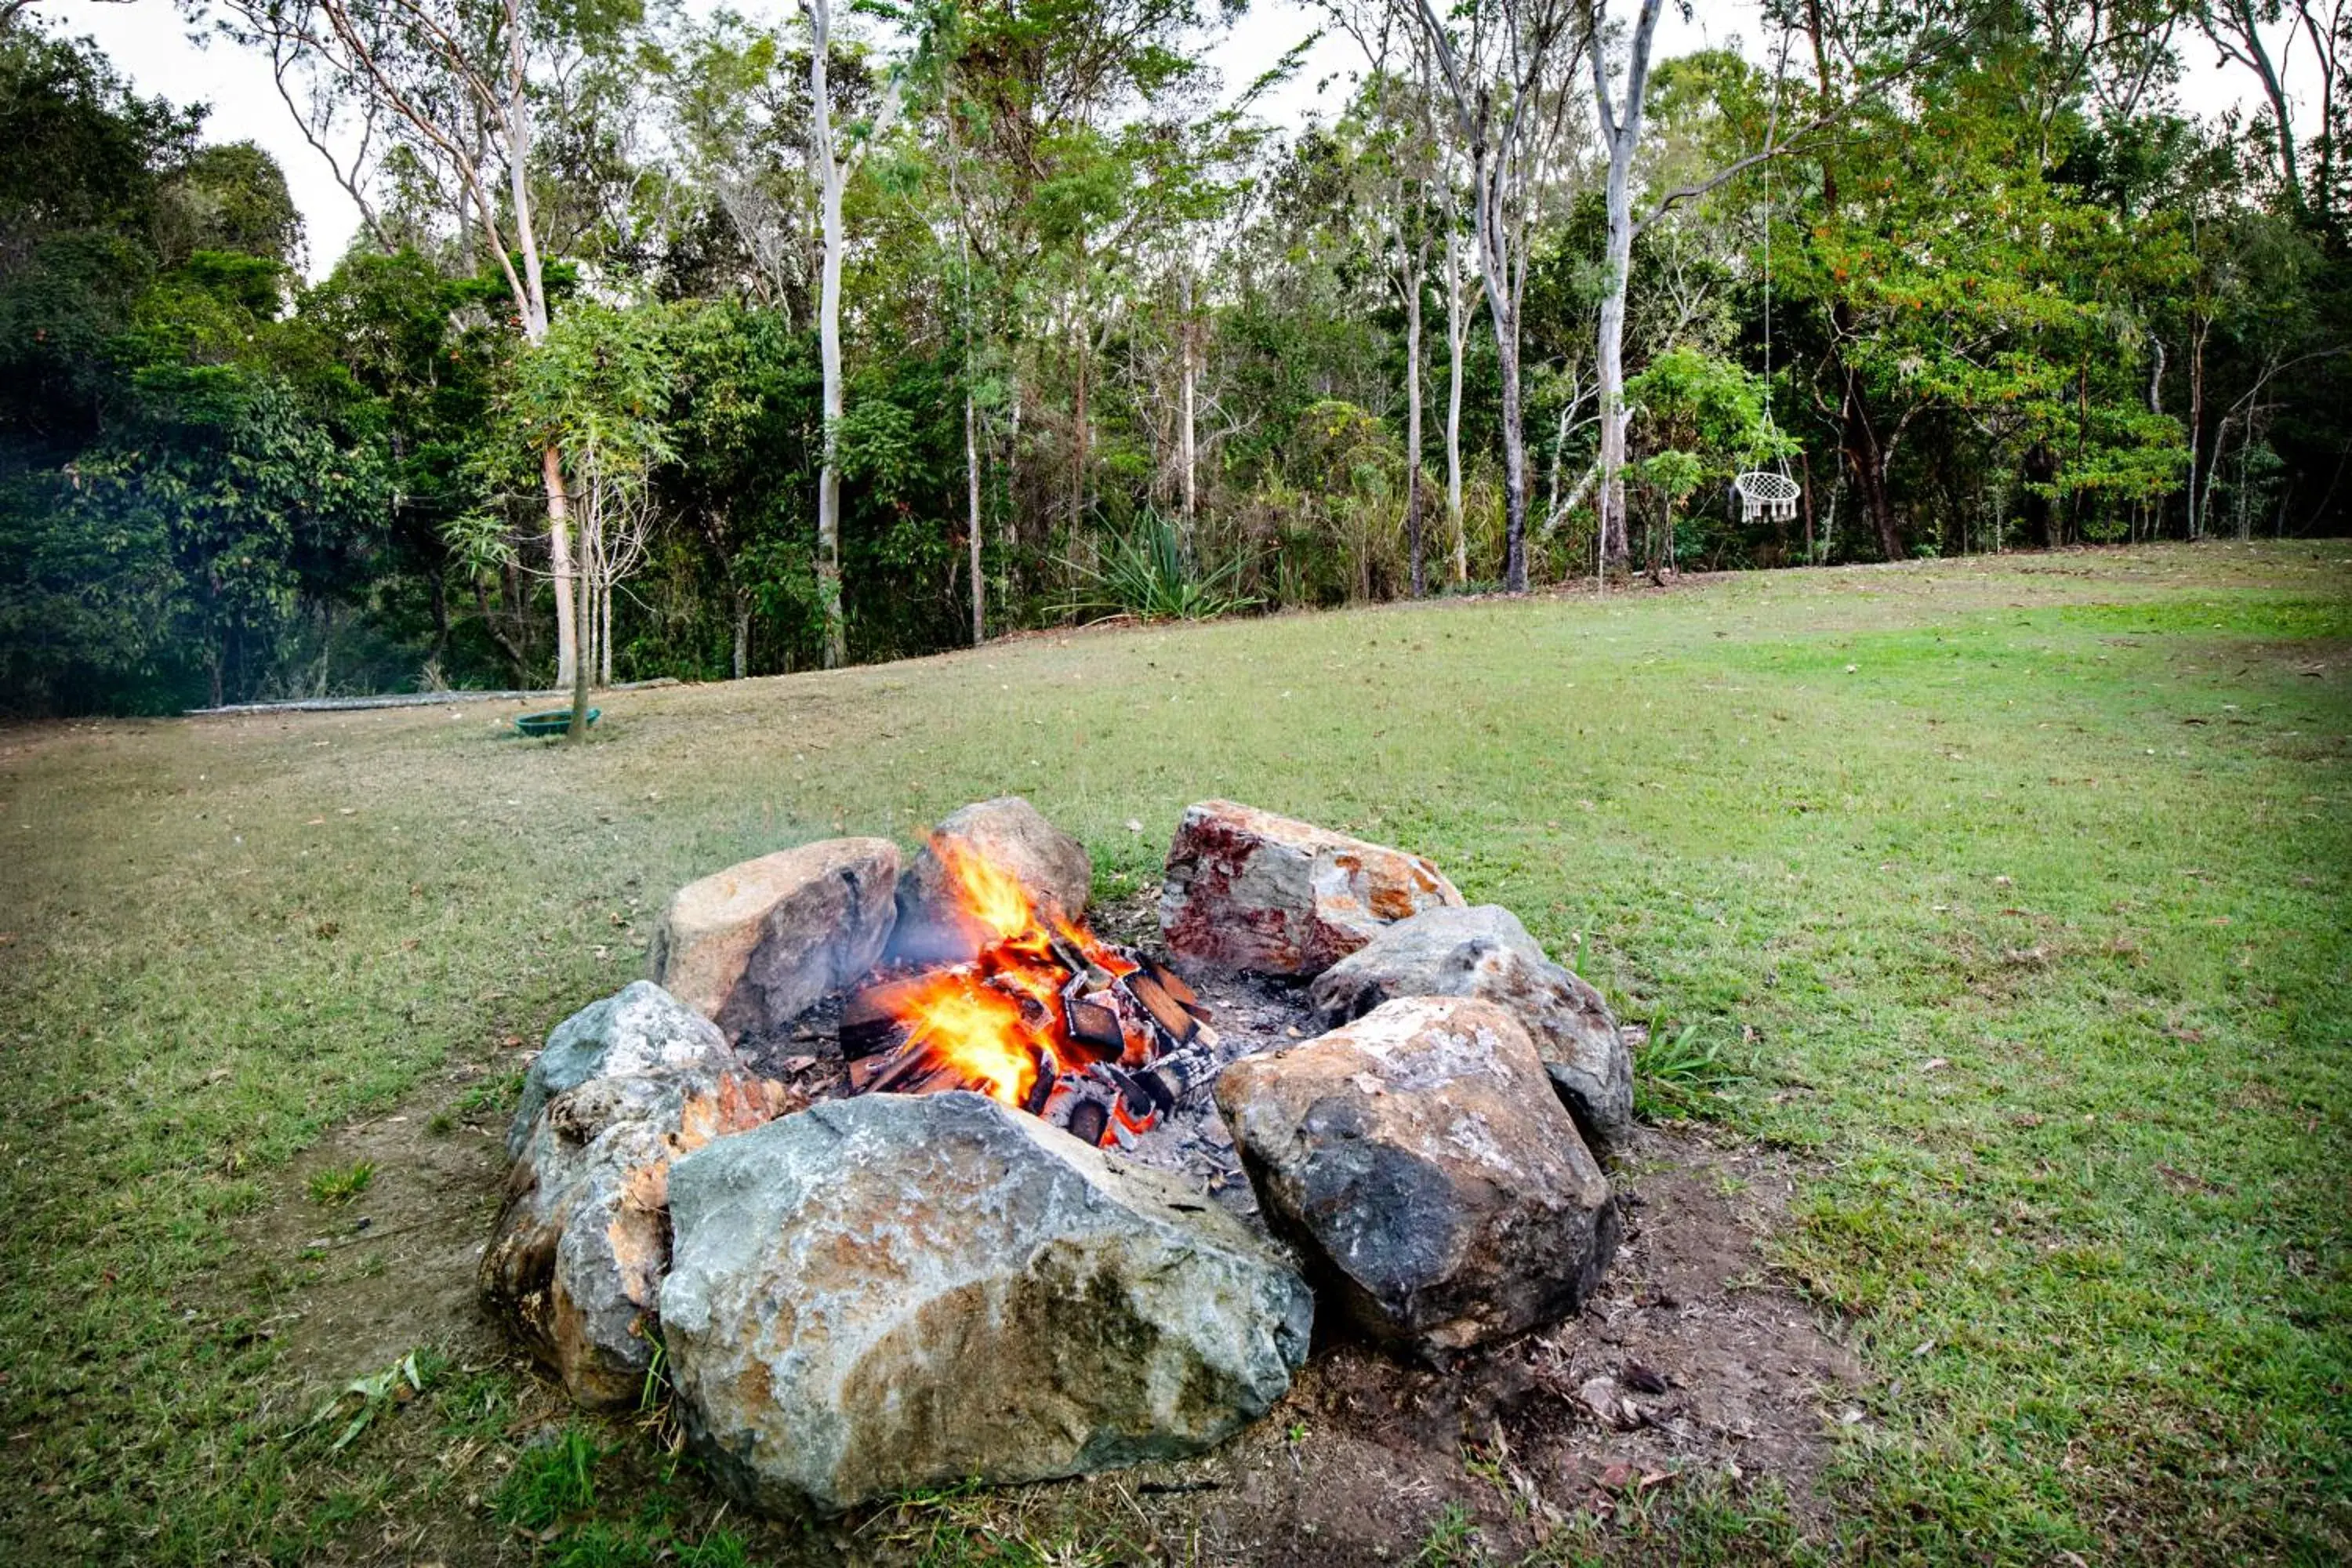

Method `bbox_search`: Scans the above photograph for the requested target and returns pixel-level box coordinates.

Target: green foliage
[1062,513,1259,622]
[1,368,388,712]
[306,1160,377,1207]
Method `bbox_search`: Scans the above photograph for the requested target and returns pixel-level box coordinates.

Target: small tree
[492,305,675,742]
[1623,346,1782,575]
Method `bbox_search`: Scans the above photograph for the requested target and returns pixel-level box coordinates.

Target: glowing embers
[841,838,1217,1147]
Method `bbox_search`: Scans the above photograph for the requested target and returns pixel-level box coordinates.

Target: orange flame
[933,837,1038,949]
[873,836,1140,1104]
[894,973,1046,1106]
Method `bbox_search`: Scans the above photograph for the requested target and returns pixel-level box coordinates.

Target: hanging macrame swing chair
[1733,38,1802,532]
[1734,434,1801,525]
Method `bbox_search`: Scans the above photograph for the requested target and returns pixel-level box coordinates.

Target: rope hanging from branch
[1735,31,1802,528]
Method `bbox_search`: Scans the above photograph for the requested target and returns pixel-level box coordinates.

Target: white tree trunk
[808,0,848,670]
[1595,146,1635,574]
[967,393,985,644]
[1403,252,1425,597]
[1179,270,1197,545]
[1444,229,1468,585]
[1591,0,1666,578]
[495,0,576,692]
[1470,154,1529,591]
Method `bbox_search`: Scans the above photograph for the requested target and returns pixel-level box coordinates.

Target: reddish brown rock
[1159,800,1462,976]
[1214,994,1617,1359]
[650,838,900,1040]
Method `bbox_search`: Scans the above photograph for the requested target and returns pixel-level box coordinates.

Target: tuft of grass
[1413,1502,1490,1566]
[455,1071,524,1120]
[305,1159,376,1207]
[1633,1022,1749,1122]
[496,1425,604,1531]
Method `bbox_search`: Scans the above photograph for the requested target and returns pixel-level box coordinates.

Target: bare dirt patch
[229,1065,514,1396]
[1076,1126,1861,1564]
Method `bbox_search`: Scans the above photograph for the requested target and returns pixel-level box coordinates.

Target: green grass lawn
[1,543,2346,1565]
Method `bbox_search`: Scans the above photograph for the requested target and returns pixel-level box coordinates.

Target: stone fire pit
[481,797,1633,1515]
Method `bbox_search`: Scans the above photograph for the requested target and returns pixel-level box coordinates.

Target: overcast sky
[55,0,2280,282]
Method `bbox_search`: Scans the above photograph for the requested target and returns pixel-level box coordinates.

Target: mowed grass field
[0,542,2346,1566]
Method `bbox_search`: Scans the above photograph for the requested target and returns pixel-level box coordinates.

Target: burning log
[840,976,929,1060]
[840,833,1222,1149]
[1065,996,1124,1054]
[1123,971,1197,1047]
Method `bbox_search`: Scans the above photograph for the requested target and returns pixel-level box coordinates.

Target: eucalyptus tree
[1408,0,1586,591]
[1323,1,1450,594]
[798,0,905,667]
[657,11,821,313]
[1585,1,1814,572]
[2195,0,2344,225]
[216,0,646,691]
[903,0,1246,587]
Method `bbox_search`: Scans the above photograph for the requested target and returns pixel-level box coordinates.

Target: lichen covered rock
[1215,995,1616,1359]
[482,1003,780,1410]
[1307,906,1634,1153]
[661,1092,1313,1515]
[506,981,746,1158]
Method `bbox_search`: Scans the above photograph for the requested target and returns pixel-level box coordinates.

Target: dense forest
[2,0,2347,713]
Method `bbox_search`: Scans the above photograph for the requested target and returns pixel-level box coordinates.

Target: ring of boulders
[481,797,1635,1516]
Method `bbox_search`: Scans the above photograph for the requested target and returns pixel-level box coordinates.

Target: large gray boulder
[649,838,901,1040]
[506,981,747,1158]
[889,797,1093,964]
[482,1018,778,1410]
[1214,995,1617,1360]
[1159,800,1463,977]
[661,1092,1314,1515]
[1307,906,1635,1155]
